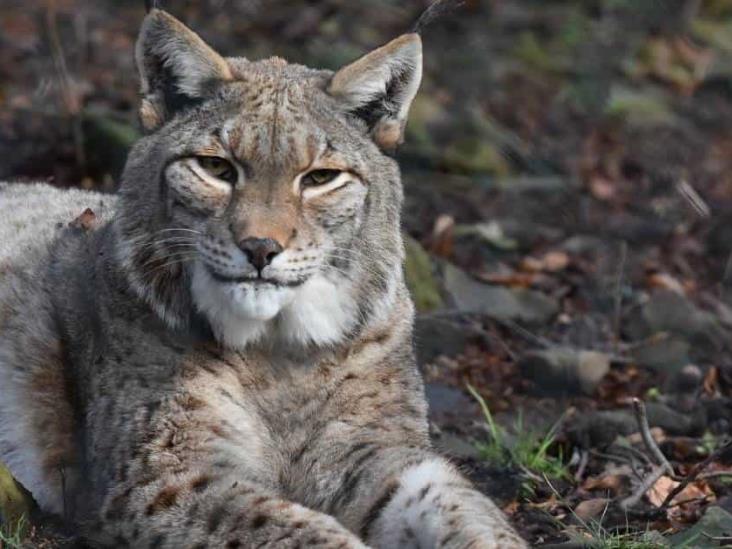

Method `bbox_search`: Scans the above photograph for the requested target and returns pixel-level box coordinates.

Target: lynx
[0,7,527,548]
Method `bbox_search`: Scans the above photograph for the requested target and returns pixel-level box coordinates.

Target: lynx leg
[96,473,367,548]
[368,459,527,549]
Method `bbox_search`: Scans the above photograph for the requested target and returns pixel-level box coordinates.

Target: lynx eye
[301,169,342,187]
[196,156,237,184]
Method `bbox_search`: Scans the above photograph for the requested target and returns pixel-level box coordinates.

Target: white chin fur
[190,262,358,349]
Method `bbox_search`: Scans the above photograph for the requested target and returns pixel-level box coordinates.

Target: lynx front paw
[369,459,526,549]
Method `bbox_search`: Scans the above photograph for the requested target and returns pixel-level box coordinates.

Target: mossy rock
[403,236,443,313]
[0,462,34,540]
[442,138,510,176]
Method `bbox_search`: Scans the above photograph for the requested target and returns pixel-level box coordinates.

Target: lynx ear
[135,9,232,131]
[328,34,422,151]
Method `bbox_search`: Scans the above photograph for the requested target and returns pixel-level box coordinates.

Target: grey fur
[0,9,526,548]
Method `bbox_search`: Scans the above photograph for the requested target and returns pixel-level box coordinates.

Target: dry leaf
[628,427,665,446]
[589,175,616,201]
[69,208,97,232]
[481,272,537,288]
[583,474,624,494]
[647,272,685,295]
[520,251,569,273]
[703,366,719,396]
[647,475,713,509]
[429,214,454,258]
[574,498,610,521]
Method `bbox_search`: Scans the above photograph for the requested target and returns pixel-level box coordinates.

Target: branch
[631,398,674,476]
[660,439,732,509]
[620,464,667,511]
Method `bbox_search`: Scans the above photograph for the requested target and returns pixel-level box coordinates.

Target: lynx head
[114,9,421,349]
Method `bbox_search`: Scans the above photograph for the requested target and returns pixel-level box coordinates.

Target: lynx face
[115,11,422,348]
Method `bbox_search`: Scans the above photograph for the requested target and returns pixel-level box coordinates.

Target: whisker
[140,256,197,277]
[139,253,197,272]
[155,228,203,235]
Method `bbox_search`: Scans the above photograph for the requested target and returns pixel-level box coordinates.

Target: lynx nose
[238,237,283,272]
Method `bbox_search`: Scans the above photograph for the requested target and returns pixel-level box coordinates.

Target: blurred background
[3,0,732,546]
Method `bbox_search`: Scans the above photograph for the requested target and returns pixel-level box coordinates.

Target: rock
[82,110,140,181]
[569,410,637,449]
[668,506,732,548]
[560,235,608,254]
[425,383,475,422]
[415,317,485,365]
[569,402,706,449]
[432,431,482,460]
[0,461,34,537]
[518,348,611,396]
[629,335,690,372]
[665,364,704,412]
[703,398,732,437]
[443,264,558,324]
[453,221,518,251]
[605,85,676,127]
[644,401,707,437]
[403,236,443,313]
[625,290,727,363]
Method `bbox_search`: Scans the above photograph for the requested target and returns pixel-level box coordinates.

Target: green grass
[543,477,669,549]
[579,528,668,549]
[0,515,27,549]
[466,384,569,490]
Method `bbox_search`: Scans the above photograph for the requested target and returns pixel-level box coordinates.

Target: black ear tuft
[145,0,160,13]
[328,34,422,151]
[411,0,466,34]
[135,10,232,131]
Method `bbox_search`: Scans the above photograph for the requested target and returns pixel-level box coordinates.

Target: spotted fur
[0,8,526,548]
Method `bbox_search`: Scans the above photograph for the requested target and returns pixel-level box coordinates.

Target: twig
[699,471,732,481]
[620,464,667,510]
[494,318,552,349]
[46,0,86,171]
[720,250,732,300]
[660,439,732,509]
[411,0,466,34]
[574,449,589,481]
[676,179,710,218]
[631,398,674,476]
[665,495,712,509]
[613,241,627,349]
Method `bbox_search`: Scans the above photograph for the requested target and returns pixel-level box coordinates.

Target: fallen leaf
[481,272,537,288]
[647,272,686,295]
[583,474,624,494]
[429,214,454,258]
[703,366,719,396]
[520,251,570,273]
[69,208,97,231]
[574,498,610,521]
[589,175,616,201]
[647,475,713,509]
[628,427,666,446]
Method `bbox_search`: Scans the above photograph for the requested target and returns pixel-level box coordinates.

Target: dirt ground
[2,0,732,547]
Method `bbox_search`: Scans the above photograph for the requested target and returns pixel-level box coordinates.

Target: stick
[660,439,732,509]
[620,464,667,510]
[574,449,589,481]
[411,0,466,34]
[631,398,674,476]
[613,241,627,349]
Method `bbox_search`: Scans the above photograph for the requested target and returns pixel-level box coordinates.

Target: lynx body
[0,8,526,548]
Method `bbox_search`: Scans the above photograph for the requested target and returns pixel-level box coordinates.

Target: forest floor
[2,0,732,547]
